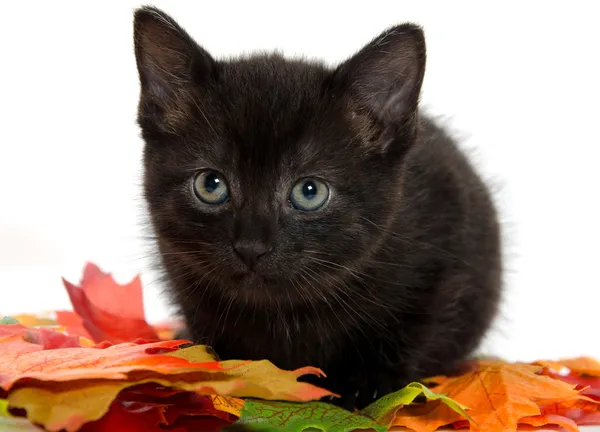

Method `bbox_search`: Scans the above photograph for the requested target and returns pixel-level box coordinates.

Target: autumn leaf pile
[1,263,598,431]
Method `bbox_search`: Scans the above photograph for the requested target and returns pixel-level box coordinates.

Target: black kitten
[134,6,502,410]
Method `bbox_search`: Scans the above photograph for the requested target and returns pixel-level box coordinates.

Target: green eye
[193,170,229,205]
[290,178,330,211]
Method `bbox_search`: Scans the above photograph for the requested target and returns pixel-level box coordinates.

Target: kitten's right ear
[133,6,215,129]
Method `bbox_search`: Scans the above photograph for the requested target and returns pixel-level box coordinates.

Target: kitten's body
[134,7,502,409]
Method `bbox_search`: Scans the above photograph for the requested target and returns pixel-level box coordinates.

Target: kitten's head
[134,7,426,306]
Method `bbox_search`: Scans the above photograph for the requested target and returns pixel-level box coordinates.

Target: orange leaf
[58,262,158,343]
[1,322,334,431]
[208,394,245,418]
[519,414,579,432]
[6,357,330,431]
[0,324,220,391]
[536,357,600,378]
[392,360,586,432]
[536,357,600,400]
[536,398,600,427]
[0,323,333,399]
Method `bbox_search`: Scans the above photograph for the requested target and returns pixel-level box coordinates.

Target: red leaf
[115,387,237,425]
[54,311,92,341]
[79,400,175,432]
[24,327,83,350]
[538,361,600,400]
[0,324,83,352]
[59,262,158,343]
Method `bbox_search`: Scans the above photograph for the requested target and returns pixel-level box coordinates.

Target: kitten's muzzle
[232,239,273,269]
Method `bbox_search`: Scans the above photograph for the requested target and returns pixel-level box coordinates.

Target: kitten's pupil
[204,173,221,193]
[302,181,317,200]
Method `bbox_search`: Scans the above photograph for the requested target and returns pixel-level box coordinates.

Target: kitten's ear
[334,24,426,135]
[133,6,215,130]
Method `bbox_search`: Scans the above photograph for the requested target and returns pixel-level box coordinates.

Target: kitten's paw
[354,373,396,410]
[327,370,400,411]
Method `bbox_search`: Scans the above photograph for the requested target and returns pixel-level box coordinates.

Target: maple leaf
[1,398,43,431]
[392,360,588,432]
[53,311,91,341]
[235,399,381,432]
[8,383,239,432]
[208,394,245,418]
[536,357,600,377]
[76,390,234,432]
[1,322,335,431]
[79,400,174,432]
[518,413,580,432]
[536,357,600,400]
[81,403,231,432]
[232,382,468,432]
[6,358,334,432]
[0,328,210,391]
[518,397,600,432]
[7,262,600,432]
[58,262,159,343]
[0,323,89,352]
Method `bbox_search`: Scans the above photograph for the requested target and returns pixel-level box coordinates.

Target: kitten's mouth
[230,270,276,285]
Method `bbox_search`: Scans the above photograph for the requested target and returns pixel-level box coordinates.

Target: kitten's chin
[225,270,296,304]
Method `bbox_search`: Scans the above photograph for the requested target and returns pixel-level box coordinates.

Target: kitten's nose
[233,239,273,268]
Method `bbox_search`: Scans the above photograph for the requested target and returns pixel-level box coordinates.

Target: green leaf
[0,399,43,431]
[235,399,386,432]
[233,382,470,432]
[0,317,20,325]
[361,382,471,425]
[0,399,10,417]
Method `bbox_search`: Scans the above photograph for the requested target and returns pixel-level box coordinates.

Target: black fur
[133,6,502,410]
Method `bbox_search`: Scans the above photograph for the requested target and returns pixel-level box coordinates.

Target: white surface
[0,0,599,374]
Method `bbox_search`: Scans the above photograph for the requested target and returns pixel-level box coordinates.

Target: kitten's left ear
[334,24,426,135]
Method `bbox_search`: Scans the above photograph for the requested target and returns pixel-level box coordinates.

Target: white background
[1,0,599,374]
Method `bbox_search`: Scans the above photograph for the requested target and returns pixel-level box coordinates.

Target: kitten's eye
[193,170,229,205]
[290,178,330,211]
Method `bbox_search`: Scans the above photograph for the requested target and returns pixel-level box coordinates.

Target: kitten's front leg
[323,365,412,411]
